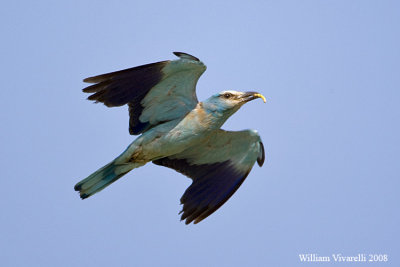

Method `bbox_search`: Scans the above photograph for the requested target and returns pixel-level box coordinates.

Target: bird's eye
[223,93,232,99]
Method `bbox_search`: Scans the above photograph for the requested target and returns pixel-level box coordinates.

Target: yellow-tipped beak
[254,93,266,103]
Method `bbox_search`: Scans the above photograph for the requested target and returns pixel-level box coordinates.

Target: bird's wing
[82,52,206,135]
[153,129,265,224]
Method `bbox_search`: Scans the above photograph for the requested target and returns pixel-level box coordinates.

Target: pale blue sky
[1,1,399,266]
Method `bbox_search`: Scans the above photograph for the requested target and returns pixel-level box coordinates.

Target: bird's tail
[74,159,135,199]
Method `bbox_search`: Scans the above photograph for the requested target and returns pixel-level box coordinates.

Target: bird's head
[201,91,266,127]
[204,90,266,114]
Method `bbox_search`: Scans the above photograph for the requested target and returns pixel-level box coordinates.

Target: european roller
[75,52,266,224]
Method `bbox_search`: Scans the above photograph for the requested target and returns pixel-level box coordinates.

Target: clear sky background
[1,1,399,266]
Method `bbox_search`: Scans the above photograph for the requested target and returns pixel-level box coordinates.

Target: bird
[74,52,266,224]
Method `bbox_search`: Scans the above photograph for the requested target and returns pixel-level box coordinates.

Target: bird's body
[75,52,266,224]
[128,103,216,160]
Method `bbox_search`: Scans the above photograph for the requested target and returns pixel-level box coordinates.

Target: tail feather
[74,161,134,199]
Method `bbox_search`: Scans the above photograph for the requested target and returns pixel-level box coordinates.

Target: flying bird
[75,52,266,224]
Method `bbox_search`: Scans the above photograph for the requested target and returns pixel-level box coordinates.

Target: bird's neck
[200,102,238,129]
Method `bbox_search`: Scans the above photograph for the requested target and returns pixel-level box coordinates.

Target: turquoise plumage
[75,52,266,224]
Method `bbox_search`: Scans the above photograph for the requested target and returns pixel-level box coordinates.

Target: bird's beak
[240,91,266,103]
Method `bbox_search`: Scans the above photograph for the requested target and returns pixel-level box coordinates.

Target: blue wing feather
[82,52,206,135]
[153,129,264,224]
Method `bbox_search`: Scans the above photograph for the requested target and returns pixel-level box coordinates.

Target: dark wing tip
[180,167,250,225]
[182,170,251,225]
[154,157,252,225]
[83,60,169,84]
[74,183,88,199]
[257,142,265,167]
[173,52,200,62]
[83,77,95,83]
[74,182,82,191]
[81,61,168,109]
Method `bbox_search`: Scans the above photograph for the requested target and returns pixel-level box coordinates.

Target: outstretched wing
[82,52,206,135]
[153,129,265,224]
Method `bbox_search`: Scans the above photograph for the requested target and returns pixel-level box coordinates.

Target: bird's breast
[126,104,220,162]
[176,105,221,141]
